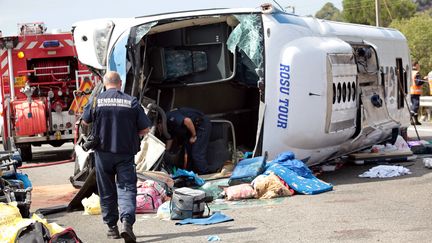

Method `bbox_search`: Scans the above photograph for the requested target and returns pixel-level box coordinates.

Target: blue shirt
[82,88,151,155]
[166,107,205,140]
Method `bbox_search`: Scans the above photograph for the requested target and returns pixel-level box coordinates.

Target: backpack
[136,180,163,213]
[170,187,212,220]
[49,227,83,243]
[14,221,50,243]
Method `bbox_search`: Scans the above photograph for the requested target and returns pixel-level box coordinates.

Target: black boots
[107,225,120,239]
[120,221,136,243]
[411,115,422,126]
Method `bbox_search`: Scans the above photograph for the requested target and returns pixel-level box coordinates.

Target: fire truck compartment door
[13,100,47,136]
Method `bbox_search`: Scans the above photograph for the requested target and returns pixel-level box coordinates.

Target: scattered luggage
[170,187,212,220]
[0,202,82,243]
[1,152,32,218]
[223,184,256,201]
[136,180,164,213]
[228,153,267,186]
[14,221,51,243]
[49,227,83,243]
[252,173,293,199]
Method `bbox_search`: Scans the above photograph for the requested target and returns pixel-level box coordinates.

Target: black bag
[15,221,51,243]
[82,97,99,152]
[49,227,83,243]
[81,134,100,152]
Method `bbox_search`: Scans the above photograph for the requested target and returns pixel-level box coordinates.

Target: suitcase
[170,187,211,220]
[228,152,267,186]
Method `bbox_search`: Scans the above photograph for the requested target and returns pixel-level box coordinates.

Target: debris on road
[0,202,82,242]
[358,165,411,178]
[176,211,233,225]
[81,193,101,215]
[423,158,432,168]
[207,235,221,241]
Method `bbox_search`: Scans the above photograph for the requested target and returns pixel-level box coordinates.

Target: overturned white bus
[71,4,411,171]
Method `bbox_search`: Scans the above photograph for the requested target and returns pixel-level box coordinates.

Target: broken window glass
[134,22,157,44]
[227,14,263,69]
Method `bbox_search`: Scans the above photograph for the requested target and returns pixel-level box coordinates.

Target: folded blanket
[264,163,333,195]
[175,212,233,225]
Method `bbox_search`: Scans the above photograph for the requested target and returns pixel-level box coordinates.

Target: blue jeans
[94,151,137,226]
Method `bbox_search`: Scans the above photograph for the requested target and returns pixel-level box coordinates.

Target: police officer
[410,61,425,125]
[165,107,211,175]
[82,71,150,243]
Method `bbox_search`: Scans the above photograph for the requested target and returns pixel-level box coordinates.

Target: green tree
[343,0,417,27]
[315,2,343,21]
[415,0,432,11]
[390,13,432,76]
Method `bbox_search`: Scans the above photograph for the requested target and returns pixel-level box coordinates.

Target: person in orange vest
[410,61,425,125]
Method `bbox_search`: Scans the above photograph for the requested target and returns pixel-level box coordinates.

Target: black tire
[17,144,32,162]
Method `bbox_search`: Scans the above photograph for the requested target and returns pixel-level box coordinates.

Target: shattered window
[227,14,264,68]
[109,31,128,84]
[134,22,157,44]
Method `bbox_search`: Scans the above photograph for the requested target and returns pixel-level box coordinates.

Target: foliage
[415,0,432,11]
[390,12,432,76]
[342,0,417,27]
[315,2,343,21]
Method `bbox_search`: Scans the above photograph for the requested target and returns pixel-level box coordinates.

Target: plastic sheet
[81,193,101,215]
[199,178,229,200]
[227,14,263,68]
[156,201,171,220]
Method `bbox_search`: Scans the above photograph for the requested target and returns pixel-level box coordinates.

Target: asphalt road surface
[18,124,432,243]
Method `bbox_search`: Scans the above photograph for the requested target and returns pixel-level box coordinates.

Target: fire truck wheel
[17,144,32,162]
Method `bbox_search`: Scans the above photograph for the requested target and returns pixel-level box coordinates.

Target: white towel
[359,165,411,178]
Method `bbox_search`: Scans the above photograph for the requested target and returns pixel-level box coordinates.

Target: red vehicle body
[0,23,98,160]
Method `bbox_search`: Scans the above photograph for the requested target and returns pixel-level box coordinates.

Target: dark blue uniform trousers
[94,151,137,227]
[186,117,211,174]
[411,94,420,114]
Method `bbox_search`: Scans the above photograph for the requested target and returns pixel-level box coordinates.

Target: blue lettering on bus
[277,64,291,129]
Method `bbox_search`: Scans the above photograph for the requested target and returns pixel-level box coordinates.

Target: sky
[0,0,342,36]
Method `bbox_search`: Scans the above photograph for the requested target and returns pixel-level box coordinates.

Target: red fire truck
[0,23,98,161]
